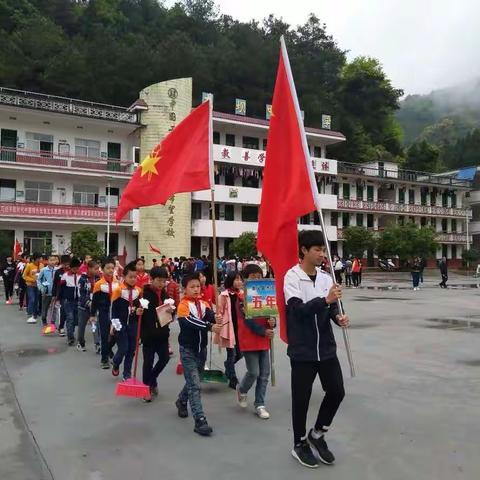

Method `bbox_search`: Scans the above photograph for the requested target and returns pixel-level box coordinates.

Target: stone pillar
[137,78,193,263]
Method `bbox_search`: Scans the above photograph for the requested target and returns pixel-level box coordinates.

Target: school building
[0,80,474,267]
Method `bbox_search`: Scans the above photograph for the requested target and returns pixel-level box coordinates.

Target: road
[0,277,479,480]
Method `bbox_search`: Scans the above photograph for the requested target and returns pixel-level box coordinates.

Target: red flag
[116,100,211,223]
[149,243,161,255]
[13,238,22,259]
[257,38,317,343]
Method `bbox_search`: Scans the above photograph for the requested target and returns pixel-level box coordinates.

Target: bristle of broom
[116,382,150,399]
[176,362,183,375]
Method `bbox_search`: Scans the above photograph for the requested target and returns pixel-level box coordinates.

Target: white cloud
[166,0,480,95]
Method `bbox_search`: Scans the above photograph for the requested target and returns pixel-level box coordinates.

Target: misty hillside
[397,78,480,146]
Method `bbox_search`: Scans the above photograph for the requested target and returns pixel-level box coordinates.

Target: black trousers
[142,341,170,388]
[4,279,14,299]
[440,274,448,288]
[352,272,360,287]
[291,356,345,444]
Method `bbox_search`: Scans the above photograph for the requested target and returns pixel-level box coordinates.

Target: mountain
[397,79,480,146]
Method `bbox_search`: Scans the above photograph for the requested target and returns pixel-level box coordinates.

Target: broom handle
[133,313,142,379]
[270,338,276,387]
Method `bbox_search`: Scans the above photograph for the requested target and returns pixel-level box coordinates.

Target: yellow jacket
[23,262,40,287]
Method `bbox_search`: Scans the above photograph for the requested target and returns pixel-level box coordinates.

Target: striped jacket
[111,283,142,326]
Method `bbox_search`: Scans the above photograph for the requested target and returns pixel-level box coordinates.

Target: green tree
[376,223,438,265]
[71,227,104,259]
[343,226,376,259]
[404,140,440,172]
[229,232,257,259]
[462,248,480,268]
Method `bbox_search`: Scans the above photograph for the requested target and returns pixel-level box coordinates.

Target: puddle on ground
[458,359,480,366]
[422,318,480,330]
[348,323,380,329]
[14,346,64,357]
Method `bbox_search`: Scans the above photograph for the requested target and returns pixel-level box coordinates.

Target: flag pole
[280,36,356,377]
[207,98,219,294]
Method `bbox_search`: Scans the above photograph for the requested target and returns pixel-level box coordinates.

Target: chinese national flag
[257,38,317,343]
[116,101,211,223]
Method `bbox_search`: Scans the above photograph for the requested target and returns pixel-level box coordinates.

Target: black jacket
[284,265,340,362]
[140,284,170,345]
[439,261,448,275]
[1,262,16,283]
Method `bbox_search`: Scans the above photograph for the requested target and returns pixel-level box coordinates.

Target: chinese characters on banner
[322,114,332,130]
[244,279,278,318]
[266,104,272,120]
[235,98,246,116]
[164,88,178,237]
[0,203,118,220]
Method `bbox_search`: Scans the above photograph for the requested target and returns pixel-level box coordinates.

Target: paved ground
[0,274,479,480]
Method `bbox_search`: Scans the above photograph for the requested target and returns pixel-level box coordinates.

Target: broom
[42,302,57,336]
[115,312,151,400]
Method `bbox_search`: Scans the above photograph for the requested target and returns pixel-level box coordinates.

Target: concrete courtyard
[0,274,479,480]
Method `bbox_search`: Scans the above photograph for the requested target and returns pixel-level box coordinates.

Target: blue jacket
[78,273,101,311]
[37,266,56,296]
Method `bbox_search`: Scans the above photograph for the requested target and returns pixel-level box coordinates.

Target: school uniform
[58,271,80,343]
[78,273,100,348]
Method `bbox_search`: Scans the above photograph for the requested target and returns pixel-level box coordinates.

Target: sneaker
[291,440,318,468]
[101,361,110,370]
[143,395,152,403]
[236,385,248,408]
[308,429,335,465]
[175,399,188,418]
[112,365,120,377]
[26,316,37,324]
[67,339,75,347]
[76,343,83,352]
[194,416,213,436]
[255,406,270,419]
[58,328,66,337]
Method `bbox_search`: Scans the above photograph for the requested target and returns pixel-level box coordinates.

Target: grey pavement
[0,279,479,480]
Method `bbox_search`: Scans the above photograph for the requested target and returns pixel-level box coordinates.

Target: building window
[332,182,339,196]
[421,190,428,206]
[342,212,350,228]
[420,217,427,227]
[213,131,220,145]
[224,204,234,221]
[0,179,16,201]
[343,183,350,200]
[331,211,338,227]
[225,134,235,147]
[209,204,220,220]
[430,217,436,229]
[367,185,374,202]
[356,214,364,227]
[133,147,140,165]
[451,219,457,232]
[367,214,374,228]
[442,191,449,207]
[430,191,437,206]
[356,185,364,201]
[24,230,52,254]
[442,244,448,258]
[106,186,119,208]
[451,194,457,208]
[262,139,268,150]
[25,181,53,203]
[441,218,448,232]
[75,138,100,158]
[73,184,99,206]
[398,216,405,226]
[242,175,259,188]
[398,189,405,204]
[313,210,320,226]
[242,136,259,150]
[192,202,202,220]
[26,132,53,154]
[451,245,457,259]
[408,189,415,205]
[313,146,321,158]
[300,214,311,225]
[242,206,258,222]
[224,170,235,186]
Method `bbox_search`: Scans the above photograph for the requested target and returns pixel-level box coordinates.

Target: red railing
[0,202,131,222]
[0,146,134,174]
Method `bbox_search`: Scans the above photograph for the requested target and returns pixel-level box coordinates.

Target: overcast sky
[167,0,479,95]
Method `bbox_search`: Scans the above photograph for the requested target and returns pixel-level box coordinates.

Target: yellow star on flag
[140,147,161,181]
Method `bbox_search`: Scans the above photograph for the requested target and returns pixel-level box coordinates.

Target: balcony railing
[337,228,468,243]
[0,201,131,223]
[337,161,471,188]
[0,147,134,174]
[0,87,138,124]
[337,198,468,217]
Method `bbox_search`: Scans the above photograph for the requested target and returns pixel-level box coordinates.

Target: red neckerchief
[151,285,163,306]
[88,275,96,291]
[184,295,202,319]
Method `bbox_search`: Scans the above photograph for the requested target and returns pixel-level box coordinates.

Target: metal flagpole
[280,36,356,377]
[106,180,111,256]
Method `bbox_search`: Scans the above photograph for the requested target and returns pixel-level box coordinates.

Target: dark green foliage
[0,0,404,164]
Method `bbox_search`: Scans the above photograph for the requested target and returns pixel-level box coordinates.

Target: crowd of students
[1,230,348,469]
